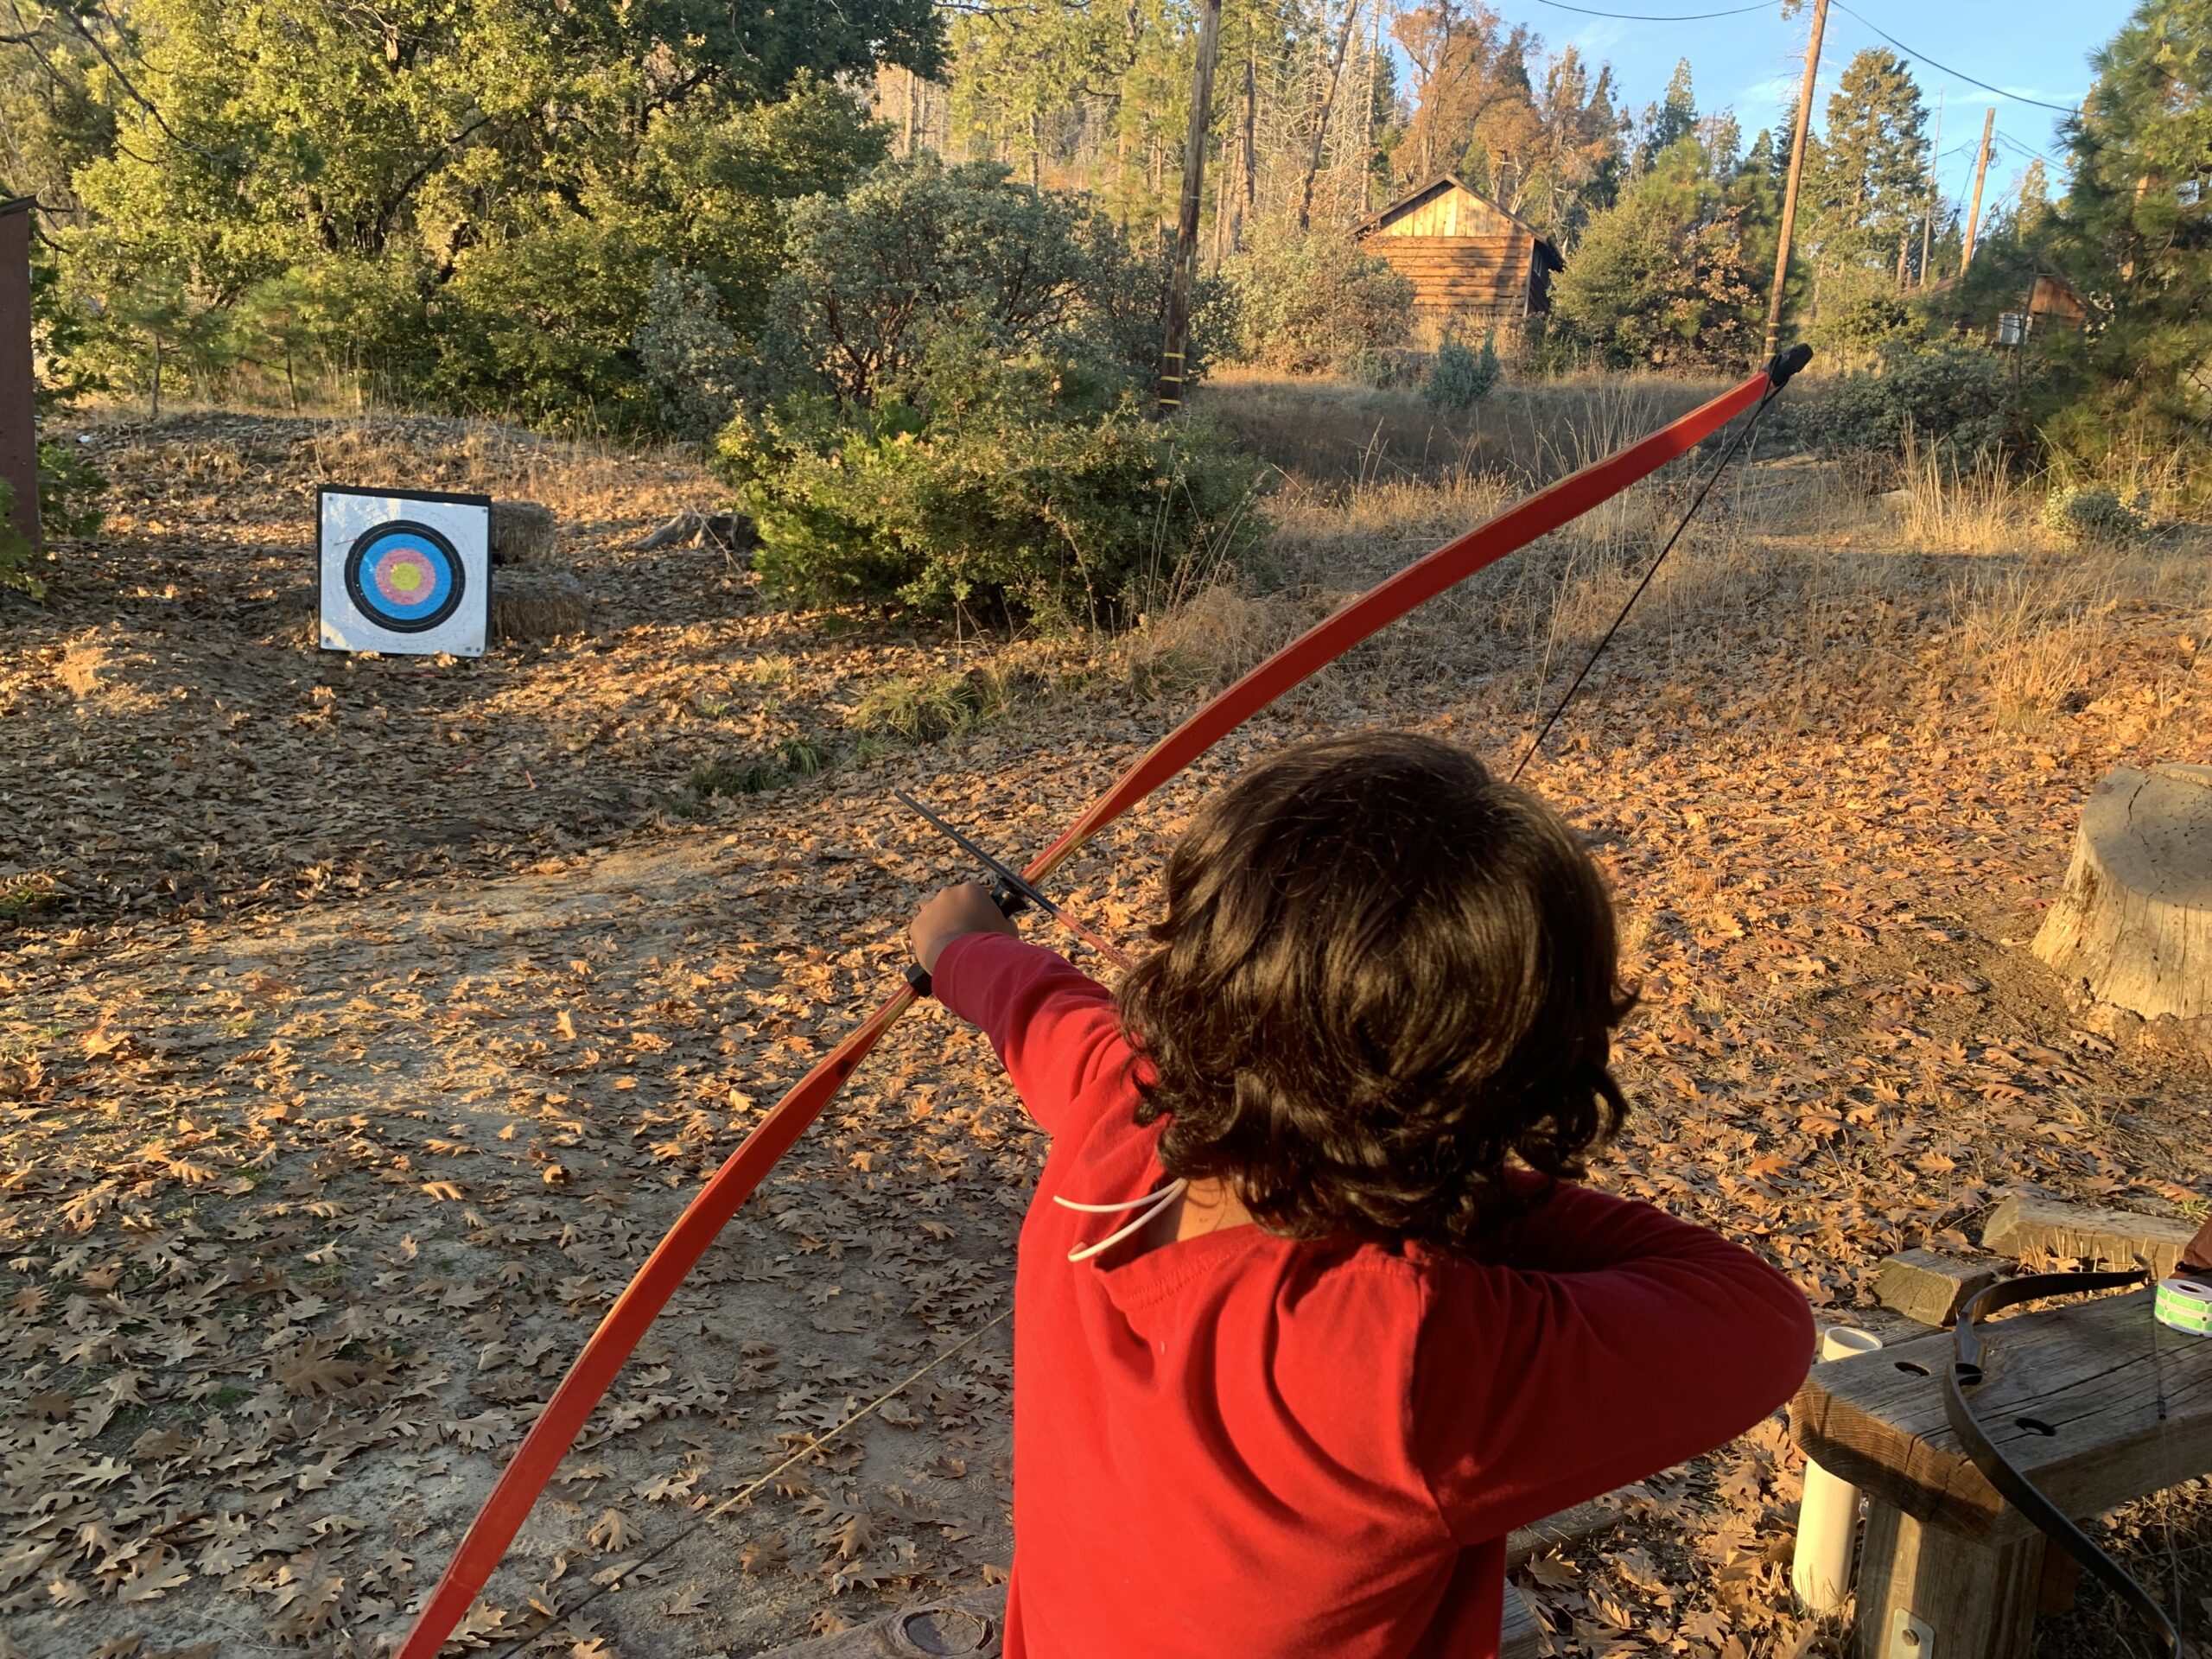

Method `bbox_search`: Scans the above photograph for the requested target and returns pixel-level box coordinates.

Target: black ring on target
[344,520,466,634]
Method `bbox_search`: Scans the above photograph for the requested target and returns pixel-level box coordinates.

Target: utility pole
[1762,0,1828,361]
[1159,0,1224,410]
[1961,106,1994,276]
[1918,90,1942,286]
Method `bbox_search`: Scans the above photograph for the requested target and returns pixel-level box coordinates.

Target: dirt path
[5,413,2211,1658]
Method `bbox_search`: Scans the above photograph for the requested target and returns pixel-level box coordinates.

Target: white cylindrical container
[1791,1325,1885,1612]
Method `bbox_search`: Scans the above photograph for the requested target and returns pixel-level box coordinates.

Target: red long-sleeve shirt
[933,932,1814,1659]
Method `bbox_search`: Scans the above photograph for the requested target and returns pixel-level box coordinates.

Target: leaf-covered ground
[3,412,2210,1659]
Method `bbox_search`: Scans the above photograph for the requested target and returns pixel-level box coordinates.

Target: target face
[319,486,491,657]
[345,521,465,632]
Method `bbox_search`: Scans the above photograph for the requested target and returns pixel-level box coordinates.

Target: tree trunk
[149,334,162,421]
[2032,764,2212,1022]
[1296,0,1360,231]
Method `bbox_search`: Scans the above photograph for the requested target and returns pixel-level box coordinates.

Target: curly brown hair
[1116,731,1633,1249]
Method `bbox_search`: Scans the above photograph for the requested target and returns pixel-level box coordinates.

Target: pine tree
[1635,58,1697,171]
[1807,48,1929,275]
[2050,0,2212,470]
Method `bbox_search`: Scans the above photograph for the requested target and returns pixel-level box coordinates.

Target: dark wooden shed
[1354,175,1564,340]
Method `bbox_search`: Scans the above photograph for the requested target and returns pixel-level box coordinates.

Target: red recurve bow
[397,347,1810,1656]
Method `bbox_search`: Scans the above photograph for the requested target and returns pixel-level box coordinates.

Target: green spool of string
[2155,1276,2212,1337]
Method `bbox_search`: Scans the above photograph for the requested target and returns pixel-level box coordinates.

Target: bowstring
[1510,382,1783,783]
[476,1309,1014,1656]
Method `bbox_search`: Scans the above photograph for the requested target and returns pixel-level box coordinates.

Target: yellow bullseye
[390,561,425,594]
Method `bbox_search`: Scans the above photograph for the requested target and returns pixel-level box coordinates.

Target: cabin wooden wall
[1359,183,1543,334]
[1361,233,1538,332]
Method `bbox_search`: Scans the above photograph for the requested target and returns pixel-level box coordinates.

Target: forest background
[0,0,2200,617]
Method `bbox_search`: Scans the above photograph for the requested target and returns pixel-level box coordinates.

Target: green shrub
[1794,341,2027,461]
[2042,485,2144,548]
[0,483,35,598]
[1223,226,1414,374]
[633,264,749,440]
[719,347,1266,630]
[39,440,105,540]
[1336,346,1402,389]
[1425,335,1500,410]
[762,157,1223,406]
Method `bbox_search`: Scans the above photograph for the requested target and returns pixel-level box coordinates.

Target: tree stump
[2031,763,2212,1020]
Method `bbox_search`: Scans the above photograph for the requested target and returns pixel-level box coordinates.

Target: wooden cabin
[1355,176,1565,340]
[2027,270,2089,331]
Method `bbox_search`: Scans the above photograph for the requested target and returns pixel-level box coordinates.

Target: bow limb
[397,359,1785,1657]
[397,984,922,1657]
[1021,365,1774,887]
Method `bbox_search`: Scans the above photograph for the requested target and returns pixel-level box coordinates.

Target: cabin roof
[1356,175,1564,270]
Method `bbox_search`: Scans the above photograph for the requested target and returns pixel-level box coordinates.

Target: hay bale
[491,570,589,643]
[491,499,557,566]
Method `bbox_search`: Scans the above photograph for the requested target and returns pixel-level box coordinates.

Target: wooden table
[1792,1288,2212,1659]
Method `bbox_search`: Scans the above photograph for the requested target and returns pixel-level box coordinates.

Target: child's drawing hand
[910,882,1020,974]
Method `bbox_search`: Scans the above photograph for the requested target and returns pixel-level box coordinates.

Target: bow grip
[905,880,1029,1000]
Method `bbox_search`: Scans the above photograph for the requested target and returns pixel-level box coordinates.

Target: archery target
[319,486,491,656]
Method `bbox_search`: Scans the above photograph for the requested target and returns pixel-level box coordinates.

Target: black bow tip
[1766,343,1815,390]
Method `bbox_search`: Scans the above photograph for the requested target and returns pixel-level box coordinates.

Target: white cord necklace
[1052,1179,1188,1263]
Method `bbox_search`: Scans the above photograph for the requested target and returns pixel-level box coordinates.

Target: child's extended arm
[1414,1182,1814,1542]
[918,893,1135,1141]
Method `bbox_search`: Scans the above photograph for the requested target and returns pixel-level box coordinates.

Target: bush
[718,347,1266,629]
[721,161,1262,631]
[1795,341,2028,461]
[762,157,1223,406]
[633,264,749,440]
[1224,226,1414,374]
[2042,485,2144,548]
[1425,335,1499,410]
[0,483,33,598]
[38,439,105,541]
[1544,140,1758,372]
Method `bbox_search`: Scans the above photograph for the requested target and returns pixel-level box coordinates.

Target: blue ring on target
[344,520,465,633]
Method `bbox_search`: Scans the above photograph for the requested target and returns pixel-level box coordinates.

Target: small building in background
[1354,176,1565,344]
[2027,269,2090,332]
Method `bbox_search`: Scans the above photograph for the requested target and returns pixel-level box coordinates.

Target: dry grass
[1202,387,2212,753]
[1188,369,1726,487]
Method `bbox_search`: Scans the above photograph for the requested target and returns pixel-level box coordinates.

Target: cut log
[489,499,556,566]
[1980,1193,2196,1277]
[1875,1248,1997,1327]
[2031,763,2212,1020]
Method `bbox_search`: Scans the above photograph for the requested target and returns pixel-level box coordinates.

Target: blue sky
[1488,0,2123,212]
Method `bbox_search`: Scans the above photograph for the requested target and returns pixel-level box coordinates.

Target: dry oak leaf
[587,1508,640,1553]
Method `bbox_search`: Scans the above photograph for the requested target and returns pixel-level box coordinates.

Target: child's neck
[1140,1176,1251,1251]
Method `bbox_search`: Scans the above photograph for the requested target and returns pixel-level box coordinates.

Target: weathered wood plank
[1980,1193,2197,1277]
[1853,1498,2043,1659]
[1790,1287,2212,1545]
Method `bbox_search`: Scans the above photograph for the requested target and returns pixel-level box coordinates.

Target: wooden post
[1158,0,1224,411]
[1763,0,1828,361]
[1853,1499,2043,1659]
[0,196,39,553]
[1961,107,1995,276]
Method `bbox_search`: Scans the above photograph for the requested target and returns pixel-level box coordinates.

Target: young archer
[909,731,1813,1657]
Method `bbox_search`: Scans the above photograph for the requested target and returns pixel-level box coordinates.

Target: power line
[1827,2,2084,114]
[1532,0,1771,19]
